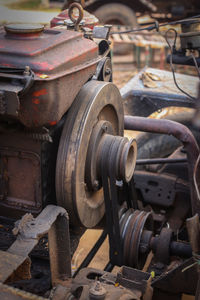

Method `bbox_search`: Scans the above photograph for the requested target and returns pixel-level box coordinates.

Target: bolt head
[93,180,99,189]
[89,281,106,299]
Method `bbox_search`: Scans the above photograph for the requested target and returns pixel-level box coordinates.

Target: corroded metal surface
[0,205,71,290]
[0,26,98,127]
[0,132,42,217]
[70,267,143,300]
[0,250,29,283]
[120,209,153,269]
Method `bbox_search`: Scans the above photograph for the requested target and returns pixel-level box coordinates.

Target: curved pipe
[124,115,200,216]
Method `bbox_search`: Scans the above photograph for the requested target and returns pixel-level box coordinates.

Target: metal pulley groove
[99,130,137,266]
[120,209,153,269]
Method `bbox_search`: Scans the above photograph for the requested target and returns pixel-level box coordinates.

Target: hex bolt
[102,124,107,131]
[93,180,99,190]
[24,66,30,76]
[89,281,106,300]
[155,262,165,270]
[105,68,111,75]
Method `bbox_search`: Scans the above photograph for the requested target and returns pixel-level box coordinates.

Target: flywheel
[56,80,124,228]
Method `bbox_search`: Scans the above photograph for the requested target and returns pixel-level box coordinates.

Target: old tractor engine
[0,2,139,290]
[1,4,200,300]
[0,13,129,226]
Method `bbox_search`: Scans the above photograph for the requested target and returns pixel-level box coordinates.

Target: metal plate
[56,80,124,228]
[0,146,41,214]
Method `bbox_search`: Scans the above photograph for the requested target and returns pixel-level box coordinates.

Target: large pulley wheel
[56,81,124,228]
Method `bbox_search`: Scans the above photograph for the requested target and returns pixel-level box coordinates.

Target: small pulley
[120,208,153,269]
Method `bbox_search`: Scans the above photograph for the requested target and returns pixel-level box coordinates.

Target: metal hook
[68,2,84,31]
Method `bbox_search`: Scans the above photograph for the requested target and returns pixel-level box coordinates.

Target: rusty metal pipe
[124,115,200,216]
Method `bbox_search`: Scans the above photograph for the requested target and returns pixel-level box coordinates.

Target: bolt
[93,180,99,190]
[180,147,186,153]
[116,180,123,188]
[24,66,30,76]
[105,68,111,75]
[64,19,74,28]
[102,125,107,131]
[95,281,101,291]
[140,244,148,253]
[84,183,89,191]
[89,281,106,300]
[155,262,165,270]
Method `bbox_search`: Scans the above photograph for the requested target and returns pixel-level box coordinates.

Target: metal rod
[136,157,187,165]
[124,115,200,216]
[73,230,107,278]
[150,236,192,257]
[48,214,72,285]
[170,241,192,257]
[104,262,114,272]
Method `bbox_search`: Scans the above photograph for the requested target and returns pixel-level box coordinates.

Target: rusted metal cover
[0,25,98,127]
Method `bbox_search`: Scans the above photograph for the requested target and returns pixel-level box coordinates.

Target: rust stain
[35,61,52,70]
[1,63,14,67]
[33,98,40,104]
[32,89,47,97]
[49,121,57,126]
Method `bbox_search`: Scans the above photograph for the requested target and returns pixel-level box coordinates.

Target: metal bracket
[0,66,34,95]
[93,25,112,40]
[0,205,71,286]
[134,171,177,207]
[0,66,34,117]
[0,92,6,115]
